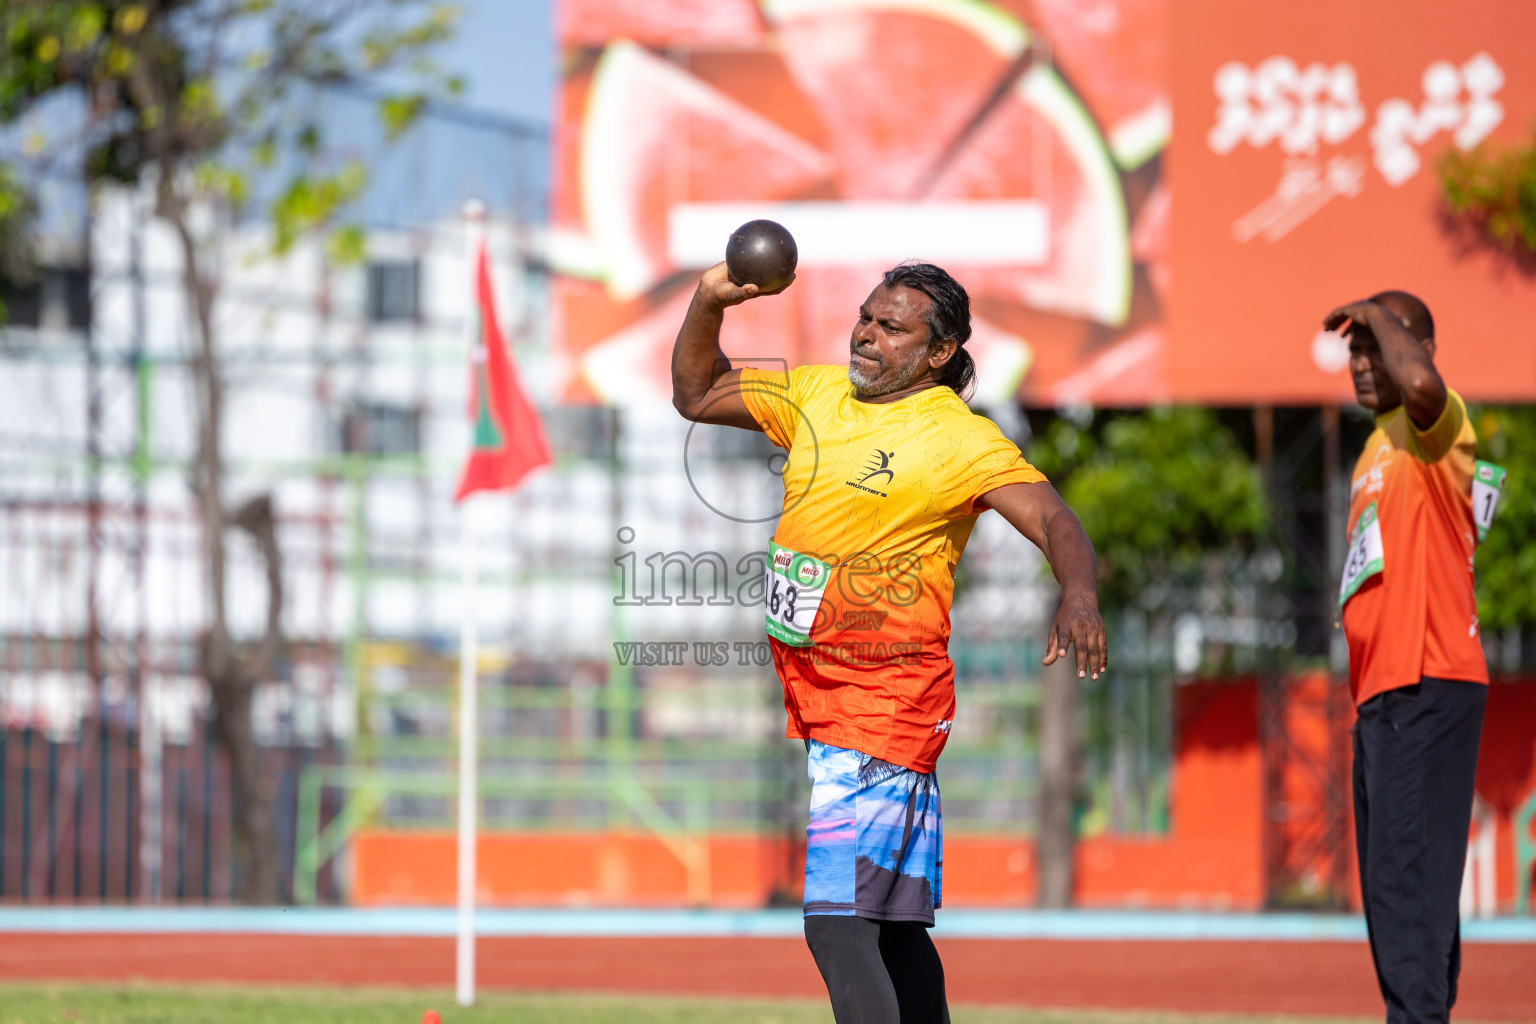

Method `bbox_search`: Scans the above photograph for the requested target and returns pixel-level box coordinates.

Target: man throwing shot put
[672,260,1107,1024]
[1328,292,1491,1024]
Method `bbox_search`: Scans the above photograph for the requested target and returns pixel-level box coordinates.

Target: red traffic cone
[422,1012,442,1024]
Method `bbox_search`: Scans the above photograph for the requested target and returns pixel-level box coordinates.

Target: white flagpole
[456,199,486,1007]
[456,502,478,1005]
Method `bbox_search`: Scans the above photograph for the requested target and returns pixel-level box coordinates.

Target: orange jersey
[740,365,1046,772]
[1341,389,1487,705]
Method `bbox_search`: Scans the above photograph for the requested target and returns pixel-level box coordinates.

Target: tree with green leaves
[1439,135,1536,263]
[0,164,36,319]
[1030,407,1270,614]
[0,0,460,902]
[1469,405,1536,654]
[1024,406,1270,906]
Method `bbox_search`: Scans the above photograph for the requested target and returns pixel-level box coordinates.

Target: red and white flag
[455,238,550,501]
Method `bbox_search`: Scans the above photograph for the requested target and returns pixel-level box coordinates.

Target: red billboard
[1167,0,1536,404]
[551,0,1536,406]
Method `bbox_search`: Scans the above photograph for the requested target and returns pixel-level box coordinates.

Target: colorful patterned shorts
[803,739,943,925]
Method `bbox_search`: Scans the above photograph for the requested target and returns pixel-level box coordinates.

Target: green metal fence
[292,628,1177,903]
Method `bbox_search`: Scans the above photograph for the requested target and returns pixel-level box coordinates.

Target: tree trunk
[169,199,286,903]
[208,665,281,903]
[1036,656,1081,908]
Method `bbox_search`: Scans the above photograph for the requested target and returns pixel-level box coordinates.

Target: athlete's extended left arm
[982,481,1107,680]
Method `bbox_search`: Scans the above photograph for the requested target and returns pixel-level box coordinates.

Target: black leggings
[804,915,949,1024]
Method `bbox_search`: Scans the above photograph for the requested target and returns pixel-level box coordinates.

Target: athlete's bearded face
[847,284,940,398]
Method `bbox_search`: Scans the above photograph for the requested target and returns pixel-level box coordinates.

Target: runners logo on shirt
[933,719,952,734]
[846,449,895,497]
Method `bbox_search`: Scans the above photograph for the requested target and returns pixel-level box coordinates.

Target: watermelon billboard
[551,0,1536,407]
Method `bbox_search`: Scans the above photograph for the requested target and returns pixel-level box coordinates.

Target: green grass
[0,984,1383,1024]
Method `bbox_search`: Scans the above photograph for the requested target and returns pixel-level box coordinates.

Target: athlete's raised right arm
[672,262,793,429]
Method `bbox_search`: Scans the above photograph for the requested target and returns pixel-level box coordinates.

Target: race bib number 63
[764,541,830,648]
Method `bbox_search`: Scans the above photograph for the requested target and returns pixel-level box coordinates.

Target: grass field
[0,985,1385,1024]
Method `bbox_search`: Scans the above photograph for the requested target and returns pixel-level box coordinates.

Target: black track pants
[1353,677,1486,1024]
[804,915,950,1024]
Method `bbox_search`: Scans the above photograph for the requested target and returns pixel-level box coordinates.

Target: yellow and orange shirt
[1341,389,1487,706]
[740,364,1046,772]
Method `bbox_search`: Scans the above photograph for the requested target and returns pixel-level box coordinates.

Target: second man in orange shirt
[1330,290,1490,1024]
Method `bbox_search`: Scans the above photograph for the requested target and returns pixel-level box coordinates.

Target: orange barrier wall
[350,679,1535,910]
[353,831,800,909]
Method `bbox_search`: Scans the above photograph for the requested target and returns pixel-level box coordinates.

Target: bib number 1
[764,541,830,647]
[1472,460,1507,544]
[1339,502,1384,609]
